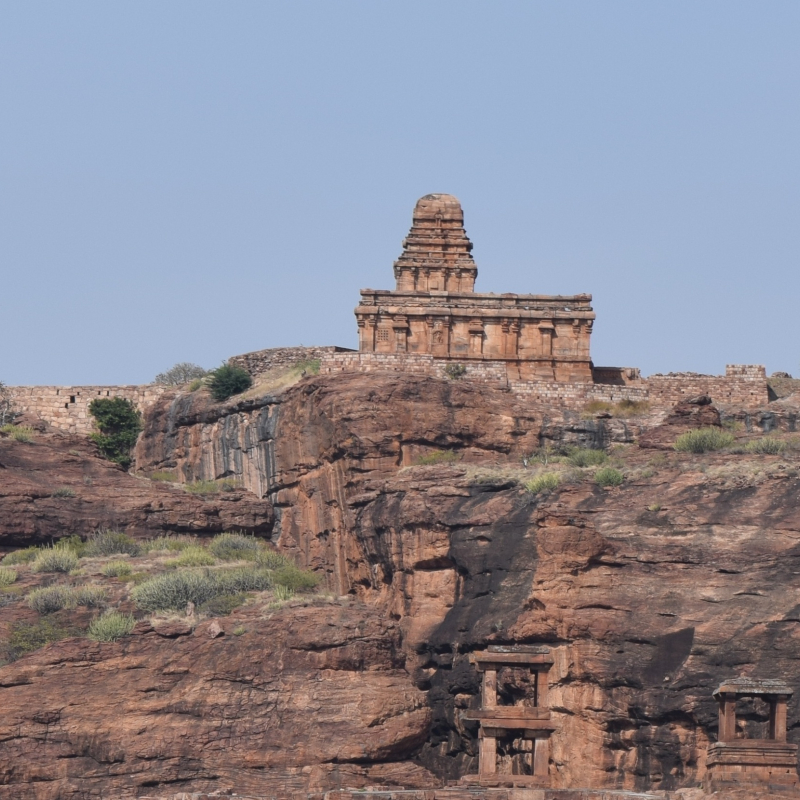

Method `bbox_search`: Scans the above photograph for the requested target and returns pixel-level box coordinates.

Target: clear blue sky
[2,2,798,385]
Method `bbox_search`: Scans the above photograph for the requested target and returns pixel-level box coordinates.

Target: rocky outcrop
[0,432,272,548]
[3,371,800,798]
[0,602,433,799]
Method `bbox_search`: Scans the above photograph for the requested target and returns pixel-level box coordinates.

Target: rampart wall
[8,385,168,435]
[319,351,770,409]
[228,346,353,377]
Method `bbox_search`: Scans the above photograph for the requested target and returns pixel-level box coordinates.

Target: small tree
[88,398,143,469]
[154,362,208,386]
[0,381,18,426]
[207,364,252,402]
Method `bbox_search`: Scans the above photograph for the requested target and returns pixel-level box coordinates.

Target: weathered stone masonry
[8,385,168,435]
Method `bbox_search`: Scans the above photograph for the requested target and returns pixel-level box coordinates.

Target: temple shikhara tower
[354,193,595,382]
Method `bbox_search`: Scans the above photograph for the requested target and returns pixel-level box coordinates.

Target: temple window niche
[354,193,595,382]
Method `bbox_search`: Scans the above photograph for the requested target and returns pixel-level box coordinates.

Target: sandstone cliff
[2,372,800,798]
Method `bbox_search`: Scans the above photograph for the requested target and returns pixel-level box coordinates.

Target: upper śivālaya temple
[354,193,595,382]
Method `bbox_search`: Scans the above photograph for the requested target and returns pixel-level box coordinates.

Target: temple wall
[228,345,350,377]
[320,352,769,410]
[7,385,169,435]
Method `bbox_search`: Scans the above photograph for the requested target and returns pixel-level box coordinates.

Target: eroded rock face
[3,373,800,798]
[0,603,434,799]
[0,433,273,548]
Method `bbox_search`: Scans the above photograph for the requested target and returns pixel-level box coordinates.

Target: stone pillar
[483,668,497,708]
[770,696,789,742]
[533,735,549,778]
[479,729,497,776]
[718,693,737,742]
[535,668,548,708]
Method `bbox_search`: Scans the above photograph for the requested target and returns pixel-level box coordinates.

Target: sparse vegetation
[207,363,253,402]
[444,363,467,380]
[198,592,246,617]
[184,480,221,495]
[273,585,295,602]
[101,560,133,578]
[1,424,35,442]
[88,610,136,642]
[209,533,262,561]
[154,362,208,386]
[6,619,72,660]
[165,545,216,568]
[3,547,39,565]
[744,437,787,455]
[648,503,662,512]
[71,585,107,607]
[524,472,561,495]
[272,565,319,592]
[51,487,76,498]
[131,569,223,611]
[188,378,204,392]
[84,530,141,557]
[32,546,79,574]
[415,449,460,466]
[0,381,18,427]
[583,399,650,418]
[595,467,624,487]
[88,397,143,469]
[255,548,293,570]
[0,567,17,587]
[142,535,191,553]
[27,585,77,613]
[565,446,608,468]
[149,471,178,482]
[674,427,735,453]
[233,625,246,635]
[294,358,321,376]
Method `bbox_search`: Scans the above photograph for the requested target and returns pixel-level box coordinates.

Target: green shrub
[198,593,246,617]
[1,424,35,442]
[595,467,624,487]
[72,585,107,607]
[0,567,17,587]
[131,569,222,611]
[566,447,608,468]
[415,450,460,466]
[674,427,735,453]
[102,560,133,578]
[149,471,178,482]
[84,530,141,557]
[154,362,208,386]
[273,585,295,602]
[209,533,261,561]
[184,480,220,495]
[207,364,253,402]
[614,399,651,417]
[27,585,76,613]
[215,566,274,594]
[294,358,321,376]
[7,619,71,659]
[744,437,787,455]
[273,564,319,592]
[51,487,76,498]
[142,535,191,553]
[188,378,204,392]
[3,547,39,565]
[88,397,143,469]
[255,548,292,570]
[32,546,79,574]
[648,503,662,512]
[165,545,216,568]
[524,473,561,495]
[444,363,467,380]
[88,610,135,642]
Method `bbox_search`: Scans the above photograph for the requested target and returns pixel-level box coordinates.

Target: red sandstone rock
[0,431,273,548]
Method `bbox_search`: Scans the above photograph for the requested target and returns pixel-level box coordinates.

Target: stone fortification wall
[320,351,770,409]
[8,385,168,435]
[228,346,354,378]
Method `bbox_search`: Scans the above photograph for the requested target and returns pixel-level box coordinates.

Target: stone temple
[354,193,596,382]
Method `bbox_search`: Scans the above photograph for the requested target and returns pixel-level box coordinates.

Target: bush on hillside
[674,427,735,453]
[209,533,262,561]
[88,397,143,469]
[207,364,252,402]
[84,530,141,557]
[524,473,560,495]
[32,546,79,574]
[744,437,786,455]
[154,362,208,386]
[0,567,18,587]
[566,446,608,468]
[88,610,136,642]
[595,467,624,487]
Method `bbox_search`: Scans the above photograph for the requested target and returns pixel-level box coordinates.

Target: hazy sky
[2,2,798,385]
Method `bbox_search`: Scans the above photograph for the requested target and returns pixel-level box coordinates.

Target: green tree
[207,364,252,402]
[154,362,208,385]
[88,397,143,469]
